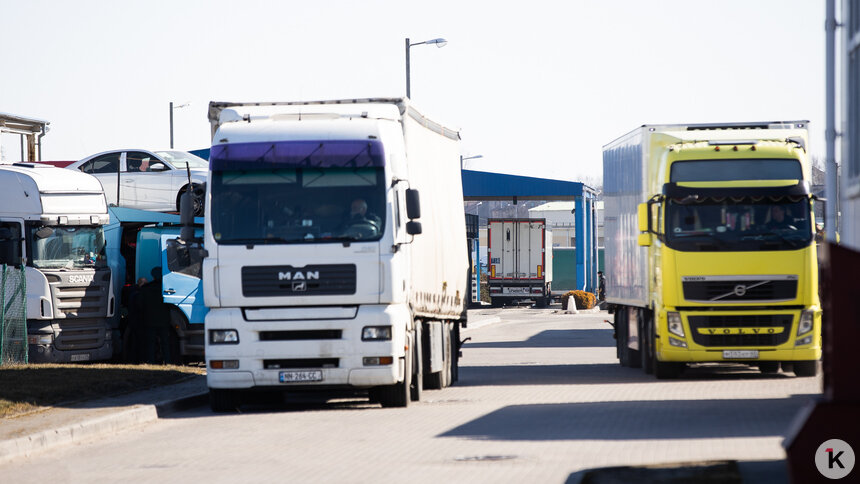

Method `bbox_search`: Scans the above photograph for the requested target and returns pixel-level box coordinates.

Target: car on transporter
[66,149,207,215]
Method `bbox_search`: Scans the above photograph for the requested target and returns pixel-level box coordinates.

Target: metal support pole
[169,101,175,149]
[405,38,411,99]
[826,0,839,240]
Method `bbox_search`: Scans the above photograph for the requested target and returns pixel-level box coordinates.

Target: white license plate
[70,353,90,362]
[503,287,529,294]
[723,350,759,359]
[279,370,323,383]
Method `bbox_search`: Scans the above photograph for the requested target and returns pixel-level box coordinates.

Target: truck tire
[627,308,642,369]
[209,389,241,413]
[375,350,411,408]
[641,310,654,375]
[792,360,819,377]
[616,309,629,367]
[410,328,423,402]
[758,362,780,374]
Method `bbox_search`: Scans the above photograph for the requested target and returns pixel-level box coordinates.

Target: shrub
[561,290,596,310]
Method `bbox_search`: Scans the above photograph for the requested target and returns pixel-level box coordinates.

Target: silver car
[68,149,207,215]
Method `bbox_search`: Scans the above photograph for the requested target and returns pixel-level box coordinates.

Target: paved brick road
[1,308,820,483]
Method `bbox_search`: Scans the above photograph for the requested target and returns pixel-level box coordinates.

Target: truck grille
[688,314,793,347]
[53,319,106,350]
[682,279,797,302]
[47,269,111,318]
[241,265,356,297]
[264,358,339,369]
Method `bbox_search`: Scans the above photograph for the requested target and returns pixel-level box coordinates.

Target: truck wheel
[758,362,780,374]
[410,328,423,402]
[375,350,411,408]
[641,311,654,375]
[209,389,241,413]
[792,360,819,377]
[616,309,629,367]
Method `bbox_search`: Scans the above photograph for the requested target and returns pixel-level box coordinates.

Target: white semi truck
[203,98,469,411]
[0,163,115,362]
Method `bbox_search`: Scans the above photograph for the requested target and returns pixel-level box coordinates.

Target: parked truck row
[603,121,822,378]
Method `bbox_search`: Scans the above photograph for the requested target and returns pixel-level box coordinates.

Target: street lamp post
[405,37,447,99]
[169,102,189,149]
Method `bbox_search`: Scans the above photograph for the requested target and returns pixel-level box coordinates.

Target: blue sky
[0,0,825,183]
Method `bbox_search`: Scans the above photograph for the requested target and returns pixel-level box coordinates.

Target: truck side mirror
[406,221,422,235]
[406,189,421,219]
[179,191,195,242]
[637,202,652,247]
[637,203,650,233]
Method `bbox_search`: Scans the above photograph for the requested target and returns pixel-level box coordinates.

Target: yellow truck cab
[603,122,821,378]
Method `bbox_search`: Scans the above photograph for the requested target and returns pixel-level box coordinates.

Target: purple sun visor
[210,139,385,171]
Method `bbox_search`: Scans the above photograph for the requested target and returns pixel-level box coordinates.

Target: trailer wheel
[209,389,241,413]
[792,360,819,377]
[410,326,423,402]
[615,309,629,367]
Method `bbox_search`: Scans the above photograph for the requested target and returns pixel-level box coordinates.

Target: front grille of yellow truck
[687,314,793,347]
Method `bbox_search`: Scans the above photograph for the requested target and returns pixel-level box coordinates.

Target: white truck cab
[0,163,114,363]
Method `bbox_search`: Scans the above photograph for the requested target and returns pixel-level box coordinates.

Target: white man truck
[487,218,553,307]
[203,98,469,411]
[603,121,821,378]
[0,163,114,362]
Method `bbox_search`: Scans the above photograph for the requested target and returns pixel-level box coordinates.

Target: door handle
[163,289,176,294]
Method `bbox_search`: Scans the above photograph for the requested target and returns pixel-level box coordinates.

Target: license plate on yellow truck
[723,350,759,359]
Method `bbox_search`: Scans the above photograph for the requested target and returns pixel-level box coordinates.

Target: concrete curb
[0,391,209,466]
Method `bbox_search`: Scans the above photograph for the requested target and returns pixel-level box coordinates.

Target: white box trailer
[0,163,114,363]
[203,98,468,410]
[487,218,552,307]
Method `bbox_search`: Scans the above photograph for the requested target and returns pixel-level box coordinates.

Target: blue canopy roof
[461,169,591,200]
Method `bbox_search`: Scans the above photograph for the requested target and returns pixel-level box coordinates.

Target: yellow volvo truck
[603,121,822,378]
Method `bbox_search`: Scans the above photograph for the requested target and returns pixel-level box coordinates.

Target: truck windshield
[210,167,386,244]
[29,225,108,269]
[664,196,813,252]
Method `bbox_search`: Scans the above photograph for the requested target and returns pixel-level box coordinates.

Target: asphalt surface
[0,306,821,482]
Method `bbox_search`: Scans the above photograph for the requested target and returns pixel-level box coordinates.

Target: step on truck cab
[603,121,822,378]
[203,98,469,411]
[0,163,115,363]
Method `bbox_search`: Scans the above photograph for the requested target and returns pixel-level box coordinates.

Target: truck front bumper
[655,307,822,363]
[205,304,409,391]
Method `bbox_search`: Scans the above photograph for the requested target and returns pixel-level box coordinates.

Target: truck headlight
[667,312,685,338]
[209,329,239,344]
[362,326,392,341]
[28,334,53,345]
[797,310,814,336]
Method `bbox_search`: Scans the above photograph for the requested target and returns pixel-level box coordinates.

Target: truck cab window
[0,222,23,266]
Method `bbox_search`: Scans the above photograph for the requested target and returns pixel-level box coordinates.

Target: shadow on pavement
[465,329,615,349]
[564,459,788,484]
[458,362,797,387]
[439,395,816,441]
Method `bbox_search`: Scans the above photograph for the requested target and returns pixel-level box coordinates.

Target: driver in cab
[342,198,381,238]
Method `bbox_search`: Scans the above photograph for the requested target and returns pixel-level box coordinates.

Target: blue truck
[105,206,206,362]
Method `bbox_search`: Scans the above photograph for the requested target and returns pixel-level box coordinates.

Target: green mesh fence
[1,264,27,365]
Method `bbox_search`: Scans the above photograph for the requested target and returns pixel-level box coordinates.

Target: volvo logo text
[278,271,319,281]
